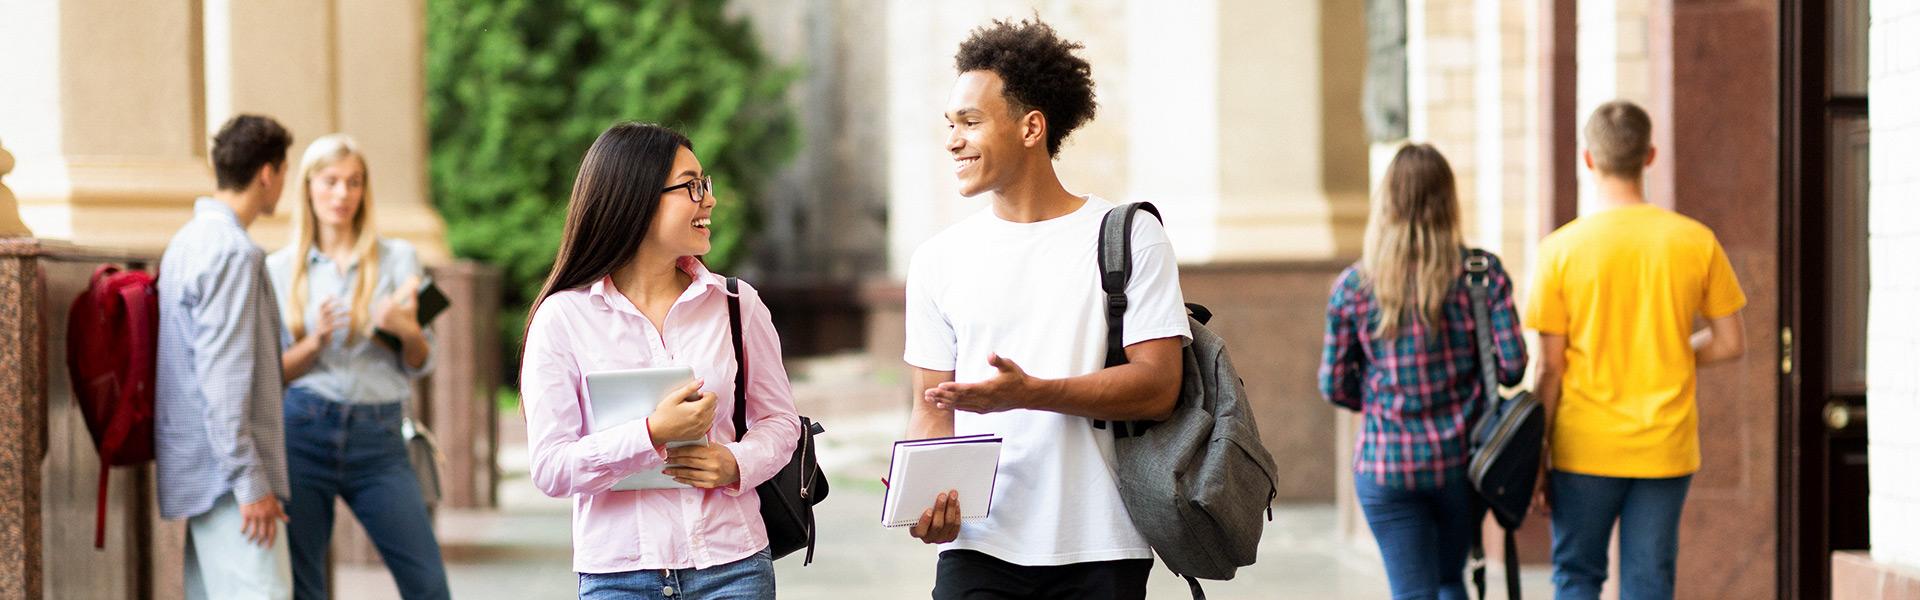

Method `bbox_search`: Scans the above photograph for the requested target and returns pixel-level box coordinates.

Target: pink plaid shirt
[520,257,800,573]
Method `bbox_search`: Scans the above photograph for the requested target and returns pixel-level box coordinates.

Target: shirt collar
[305,245,363,270]
[585,256,733,312]
[194,197,242,228]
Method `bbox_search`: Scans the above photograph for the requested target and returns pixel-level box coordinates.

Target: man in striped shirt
[155,114,295,599]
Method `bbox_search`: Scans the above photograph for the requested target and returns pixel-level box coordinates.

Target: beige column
[1202,0,1369,261]
[334,0,449,265]
[0,0,447,261]
[0,0,211,251]
[203,0,447,261]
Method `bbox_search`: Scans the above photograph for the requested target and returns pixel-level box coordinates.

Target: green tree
[426,0,798,356]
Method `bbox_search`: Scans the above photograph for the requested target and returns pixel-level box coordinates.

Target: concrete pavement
[337,354,1553,598]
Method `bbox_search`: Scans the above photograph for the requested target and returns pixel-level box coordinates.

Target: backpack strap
[1184,574,1208,600]
[1464,249,1502,444]
[727,277,749,442]
[1094,202,1163,436]
[1467,494,1487,600]
[1505,526,1522,599]
[1467,514,1524,600]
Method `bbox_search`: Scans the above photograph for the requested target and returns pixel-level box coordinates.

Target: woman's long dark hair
[525,122,692,343]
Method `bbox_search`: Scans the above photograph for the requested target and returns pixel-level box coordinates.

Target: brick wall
[1869,0,1920,571]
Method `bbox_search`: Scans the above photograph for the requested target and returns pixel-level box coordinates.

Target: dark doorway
[1780,0,1871,597]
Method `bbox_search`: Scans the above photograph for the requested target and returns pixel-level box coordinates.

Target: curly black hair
[954,18,1097,157]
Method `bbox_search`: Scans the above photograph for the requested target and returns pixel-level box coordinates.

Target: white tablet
[583,366,708,491]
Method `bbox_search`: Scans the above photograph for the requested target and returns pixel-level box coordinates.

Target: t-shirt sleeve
[1121,216,1193,347]
[1523,243,1569,335]
[1701,237,1748,319]
[902,245,957,371]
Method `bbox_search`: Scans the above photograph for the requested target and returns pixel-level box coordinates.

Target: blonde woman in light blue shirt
[264,134,450,600]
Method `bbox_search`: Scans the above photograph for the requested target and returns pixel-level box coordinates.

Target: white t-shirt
[903,195,1192,566]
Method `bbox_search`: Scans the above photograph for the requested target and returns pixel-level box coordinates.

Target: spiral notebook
[880,434,1003,527]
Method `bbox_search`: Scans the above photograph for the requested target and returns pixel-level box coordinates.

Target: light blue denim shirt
[266,236,434,404]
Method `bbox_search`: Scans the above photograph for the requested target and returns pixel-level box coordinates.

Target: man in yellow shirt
[1524,100,1748,600]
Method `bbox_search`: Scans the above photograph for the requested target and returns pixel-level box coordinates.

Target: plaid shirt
[1318,252,1528,490]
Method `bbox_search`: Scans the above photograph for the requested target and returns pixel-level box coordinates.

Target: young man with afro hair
[900,17,1191,600]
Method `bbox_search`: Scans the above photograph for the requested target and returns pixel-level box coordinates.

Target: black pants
[932,549,1153,600]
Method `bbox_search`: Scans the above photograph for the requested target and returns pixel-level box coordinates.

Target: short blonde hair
[1584,100,1652,178]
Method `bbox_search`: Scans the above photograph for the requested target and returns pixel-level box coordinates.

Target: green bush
[426,0,799,356]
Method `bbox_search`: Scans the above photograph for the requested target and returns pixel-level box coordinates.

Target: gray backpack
[1098,202,1279,599]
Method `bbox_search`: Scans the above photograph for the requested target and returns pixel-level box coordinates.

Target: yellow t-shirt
[1524,204,1747,478]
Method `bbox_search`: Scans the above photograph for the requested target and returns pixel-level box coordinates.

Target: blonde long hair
[285,134,379,343]
[1361,143,1463,338]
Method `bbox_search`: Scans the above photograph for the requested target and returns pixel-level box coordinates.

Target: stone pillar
[426,262,503,509]
[0,242,46,600]
[1655,1,1780,597]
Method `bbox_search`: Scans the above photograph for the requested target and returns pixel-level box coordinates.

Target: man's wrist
[1023,377,1060,411]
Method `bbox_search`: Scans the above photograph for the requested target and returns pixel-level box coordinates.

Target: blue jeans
[283,387,450,600]
[1548,471,1692,600]
[578,548,775,600]
[1354,473,1476,600]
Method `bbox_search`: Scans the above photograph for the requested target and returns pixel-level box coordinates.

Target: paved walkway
[338,355,1553,598]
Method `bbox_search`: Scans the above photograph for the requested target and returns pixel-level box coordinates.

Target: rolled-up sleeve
[1319,270,1365,411]
[1489,258,1530,386]
[189,250,272,503]
[522,304,666,498]
[721,285,802,496]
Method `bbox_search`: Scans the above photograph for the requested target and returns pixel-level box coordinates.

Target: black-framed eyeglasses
[662,175,712,205]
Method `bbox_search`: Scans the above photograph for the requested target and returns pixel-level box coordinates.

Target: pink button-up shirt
[521,258,800,573]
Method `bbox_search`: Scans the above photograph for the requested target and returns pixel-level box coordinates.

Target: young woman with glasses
[520,122,801,599]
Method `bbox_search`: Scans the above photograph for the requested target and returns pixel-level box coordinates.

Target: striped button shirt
[155,198,290,519]
[1318,250,1528,490]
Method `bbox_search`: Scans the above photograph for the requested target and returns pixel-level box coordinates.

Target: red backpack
[66,264,159,548]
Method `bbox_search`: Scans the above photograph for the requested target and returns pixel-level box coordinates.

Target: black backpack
[1097,203,1279,600]
[1463,250,1545,599]
[725,277,829,564]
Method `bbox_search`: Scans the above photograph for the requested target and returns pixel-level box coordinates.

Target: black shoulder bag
[726,277,829,564]
[1464,250,1546,599]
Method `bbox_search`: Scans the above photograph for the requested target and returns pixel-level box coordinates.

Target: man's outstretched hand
[923,354,1039,414]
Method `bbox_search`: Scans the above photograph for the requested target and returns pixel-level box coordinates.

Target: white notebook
[584,366,707,491]
[880,434,1003,527]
